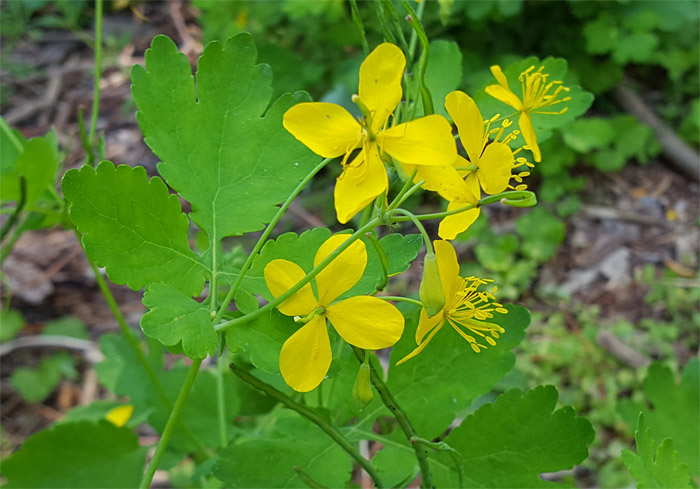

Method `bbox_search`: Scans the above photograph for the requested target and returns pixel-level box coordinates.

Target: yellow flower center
[519,65,572,115]
[445,276,507,352]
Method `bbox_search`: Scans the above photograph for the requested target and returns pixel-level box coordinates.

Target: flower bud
[419,252,445,318]
[353,363,373,409]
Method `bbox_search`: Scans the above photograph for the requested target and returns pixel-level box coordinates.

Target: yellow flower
[406,90,522,240]
[264,235,404,392]
[283,43,457,224]
[396,240,507,365]
[105,404,134,427]
[485,64,571,162]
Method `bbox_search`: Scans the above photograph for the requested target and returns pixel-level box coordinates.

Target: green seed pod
[353,363,373,409]
[419,252,445,318]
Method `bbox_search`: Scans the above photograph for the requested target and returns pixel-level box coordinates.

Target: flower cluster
[269,43,569,391]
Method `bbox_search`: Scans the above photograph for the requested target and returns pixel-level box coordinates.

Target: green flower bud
[353,363,373,409]
[419,252,445,318]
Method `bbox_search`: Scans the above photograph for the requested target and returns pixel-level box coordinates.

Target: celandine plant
[3,6,614,489]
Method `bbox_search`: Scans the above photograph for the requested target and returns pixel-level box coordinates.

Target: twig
[0,335,102,363]
[596,331,650,369]
[614,83,700,181]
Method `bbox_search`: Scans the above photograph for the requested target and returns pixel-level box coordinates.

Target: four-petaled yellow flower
[406,90,520,240]
[283,43,458,224]
[397,240,507,365]
[265,235,405,392]
[485,64,571,162]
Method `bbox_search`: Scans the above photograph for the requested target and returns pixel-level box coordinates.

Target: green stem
[411,437,463,489]
[140,359,203,489]
[87,0,103,165]
[0,117,23,152]
[0,176,26,242]
[349,0,370,55]
[381,0,410,54]
[230,363,384,489]
[388,168,418,209]
[294,467,328,489]
[403,0,432,115]
[215,334,228,448]
[377,296,423,307]
[88,259,208,458]
[213,157,332,325]
[353,348,432,489]
[479,190,537,208]
[390,203,476,222]
[365,233,389,292]
[386,208,433,254]
[215,216,382,333]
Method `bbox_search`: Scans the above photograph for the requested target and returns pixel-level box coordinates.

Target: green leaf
[141,283,217,359]
[131,33,318,243]
[562,117,615,152]
[515,208,566,262]
[0,308,24,342]
[247,229,422,300]
[213,411,353,488]
[1,420,147,488]
[10,352,76,402]
[619,359,700,478]
[621,414,692,489]
[613,32,659,64]
[434,385,595,488]
[0,129,59,208]
[226,309,292,374]
[422,40,463,118]
[344,304,529,449]
[62,161,207,296]
[42,316,89,340]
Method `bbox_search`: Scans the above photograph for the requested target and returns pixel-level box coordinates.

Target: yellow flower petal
[484,85,523,112]
[415,162,476,203]
[395,322,443,365]
[264,259,318,316]
[326,296,404,349]
[283,102,362,158]
[445,91,484,164]
[415,307,444,344]
[105,404,134,427]
[490,65,510,89]
[438,204,481,240]
[518,112,541,162]
[358,43,405,133]
[334,144,388,224]
[478,142,513,195]
[464,171,481,200]
[279,316,331,392]
[433,239,463,300]
[380,115,457,166]
[314,234,367,305]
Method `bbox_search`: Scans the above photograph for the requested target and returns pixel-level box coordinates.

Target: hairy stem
[353,348,432,489]
[230,363,384,489]
[140,359,203,489]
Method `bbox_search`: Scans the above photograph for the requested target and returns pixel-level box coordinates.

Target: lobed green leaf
[131,33,319,244]
[1,420,147,488]
[62,161,207,296]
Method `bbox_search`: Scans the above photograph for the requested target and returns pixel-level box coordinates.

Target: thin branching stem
[230,363,384,488]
